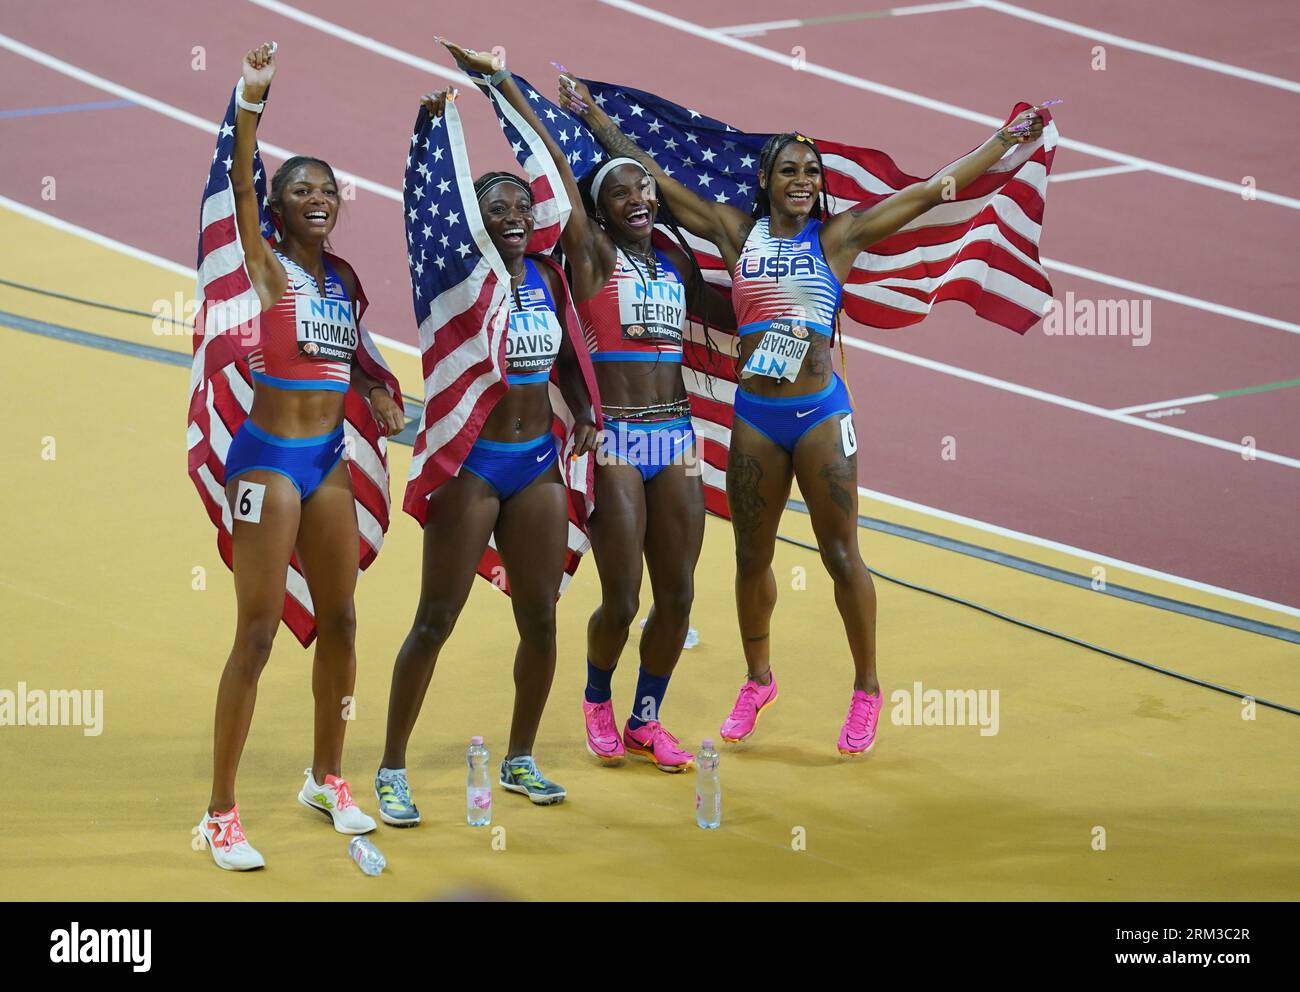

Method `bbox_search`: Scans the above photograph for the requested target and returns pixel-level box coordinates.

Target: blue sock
[585,659,614,704]
[627,668,671,730]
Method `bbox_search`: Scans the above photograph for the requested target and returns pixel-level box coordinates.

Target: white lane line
[1113,394,1218,416]
[858,486,1300,620]
[4,194,1295,618]
[889,1,975,15]
[1038,258,1300,336]
[717,2,974,36]
[0,31,401,204]
[969,0,1300,95]
[0,195,197,279]
[0,195,421,357]
[245,1,1300,341]
[247,0,466,83]
[1049,163,1145,183]
[715,18,802,36]
[596,0,1300,210]
[840,335,1300,469]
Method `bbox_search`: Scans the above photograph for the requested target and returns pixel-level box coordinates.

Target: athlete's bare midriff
[595,361,688,420]
[478,381,555,442]
[247,382,347,438]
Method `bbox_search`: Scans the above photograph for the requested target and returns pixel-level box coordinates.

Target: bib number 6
[232,480,266,524]
[840,415,857,458]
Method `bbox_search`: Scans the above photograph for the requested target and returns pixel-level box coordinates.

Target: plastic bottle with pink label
[466,736,492,826]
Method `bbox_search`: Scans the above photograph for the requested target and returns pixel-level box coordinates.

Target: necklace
[619,243,658,281]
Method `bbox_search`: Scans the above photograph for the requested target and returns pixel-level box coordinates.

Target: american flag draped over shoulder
[187,84,403,647]
[401,93,602,594]
[483,75,1057,515]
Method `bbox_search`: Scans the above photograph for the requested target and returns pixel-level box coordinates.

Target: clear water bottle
[695,739,721,829]
[466,735,492,826]
[349,835,385,876]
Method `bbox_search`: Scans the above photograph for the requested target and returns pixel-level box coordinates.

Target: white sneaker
[297,769,376,834]
[198,804,266,871]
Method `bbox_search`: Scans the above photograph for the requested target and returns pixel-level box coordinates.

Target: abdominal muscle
[478,381,555,442]
[247,382,347,438]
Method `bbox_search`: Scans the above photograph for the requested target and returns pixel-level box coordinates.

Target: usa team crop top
[248,251,357,393]
[504,258,563,385]
[731,217,843,381]
[576,247,686,364]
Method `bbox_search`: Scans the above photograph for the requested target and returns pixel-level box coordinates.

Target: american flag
[187,84,403,647]
[484,75,1057,515]
[400,92,602,594]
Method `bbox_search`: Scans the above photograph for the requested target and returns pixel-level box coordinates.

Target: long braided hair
[749,132,845,355]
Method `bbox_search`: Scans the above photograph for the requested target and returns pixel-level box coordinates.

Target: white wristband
[235,78,266,115]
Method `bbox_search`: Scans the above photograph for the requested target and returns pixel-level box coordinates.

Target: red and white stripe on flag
[186,85,402,647]
[401,96,602,596]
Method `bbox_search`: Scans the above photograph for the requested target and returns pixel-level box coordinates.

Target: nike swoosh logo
[536,452,551,462]
[795,407,820,419]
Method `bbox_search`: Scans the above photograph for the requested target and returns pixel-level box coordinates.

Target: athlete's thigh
[295,459,360,613]
[791,411,860,549]
[494,468,569,607]
[643,457,706,593]
[588,463,648,595]
[415,470,502,614]
[726,417,794,553]
[225,469,302,620]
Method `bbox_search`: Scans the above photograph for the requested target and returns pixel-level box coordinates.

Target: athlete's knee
[652,581,694,626]
[408,603,459,654]
[735,538,775,578]
[514,604,557,649]
[230,619,278,676]
[820,539,865,585]
[599,589,640,631]
[315,603,357,649]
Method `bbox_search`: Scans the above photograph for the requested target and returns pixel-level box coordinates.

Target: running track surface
[1,0,1296,607]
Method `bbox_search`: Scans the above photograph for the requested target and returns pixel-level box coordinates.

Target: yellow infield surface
[2,208,1297,901]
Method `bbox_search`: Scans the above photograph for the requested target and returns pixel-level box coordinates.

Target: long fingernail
[1039,98,1063,107]
[551,60,569,73]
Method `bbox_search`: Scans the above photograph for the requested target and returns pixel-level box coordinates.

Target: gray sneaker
[499,756,567,805]
[374,768,421,826]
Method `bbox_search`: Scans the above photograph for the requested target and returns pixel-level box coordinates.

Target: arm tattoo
[727,452,767,540]
[589,118,656,171]
[819,457,858,519]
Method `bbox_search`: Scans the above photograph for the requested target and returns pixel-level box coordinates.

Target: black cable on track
[772,530,1299,718]
[0,276,191,326]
